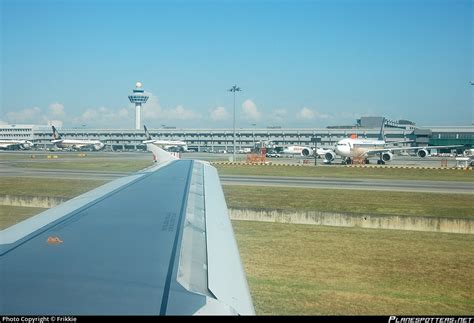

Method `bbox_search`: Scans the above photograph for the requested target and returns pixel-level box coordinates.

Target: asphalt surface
[220,175,474,194]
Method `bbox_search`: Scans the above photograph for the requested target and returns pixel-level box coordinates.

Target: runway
[220,175,474,194]
[1,163,472,194]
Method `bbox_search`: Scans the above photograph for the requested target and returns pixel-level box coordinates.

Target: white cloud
[241,99,261,122]
[49,103,65,117]
[2,93,202,128]
[314,111,331,119]
[48,120,63,128]
[270,109,287,123]
[296,107,315,120]
[296,107,332,121]
[5,103,68,126]
[142,92,201,123]
[0,119,8,125]
[6,107,46,124]
[72,106,131,128]
[117,108,129,118]
[210,106,230,121]
[167,105,200,120]
[81,108,99,121]
[142,93,163,119]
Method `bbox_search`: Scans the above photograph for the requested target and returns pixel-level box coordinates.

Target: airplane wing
[0,143,21,149]
[72,144,87,149]
[0,145,255,315]
[391,145,465,151]
[364,145,464,156]
[0,141,33,150]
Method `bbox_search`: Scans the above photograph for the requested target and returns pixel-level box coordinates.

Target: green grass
[0,177,471,219]
[0,169,471,314]
[0,177,107,230]
[232,220,474,315]
[16,160,153,172]
[223,186,474,218]
[0,205,48,230]
[0,177,108,198]
[215,164,474,182]
[0,152,127,160]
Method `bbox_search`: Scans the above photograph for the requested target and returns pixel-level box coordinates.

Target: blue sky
[1,0,472,129]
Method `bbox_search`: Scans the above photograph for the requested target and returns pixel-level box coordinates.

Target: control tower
[128,81,149,130]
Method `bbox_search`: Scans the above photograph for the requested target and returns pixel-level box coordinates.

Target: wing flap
[204,163,255,315]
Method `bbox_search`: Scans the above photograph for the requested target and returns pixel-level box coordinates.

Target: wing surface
[0,149,254,315]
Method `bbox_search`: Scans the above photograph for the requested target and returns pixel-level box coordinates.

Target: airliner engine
[20,141,33,150]
[301,147,313,156]
[417,149,428,158]
[93,143,105,151]
[324,151,336,163]
[381,152,393,162]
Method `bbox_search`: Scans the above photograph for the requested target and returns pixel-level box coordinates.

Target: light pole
[252,123,256,148]
[311,136,321,166]
[228,85,242,162]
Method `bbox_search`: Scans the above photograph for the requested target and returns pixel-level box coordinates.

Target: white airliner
[51,126,105,151]
[281,145,337,164]
[0,139,34,150]
[333,120,463,164]
[143,125,188,152]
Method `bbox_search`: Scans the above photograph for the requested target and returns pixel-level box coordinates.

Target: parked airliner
[0,139,33,150]
[51,126,105,151]
[332,120,463,164]
[143,125,188,152]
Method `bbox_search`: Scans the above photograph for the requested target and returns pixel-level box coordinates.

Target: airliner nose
[23,141,33,148]
[94,142,105,150]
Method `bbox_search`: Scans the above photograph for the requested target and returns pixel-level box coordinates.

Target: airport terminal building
[0,117,472,153]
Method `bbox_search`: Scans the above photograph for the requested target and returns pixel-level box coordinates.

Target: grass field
[215,164,474,182]
[0,178,106,229]
[0,205,47,229]
[3,208,471,314]
[0,177,108,198]
[223,186,474,218]
[16,160,153,172]
[233,220,474,315]
[0,162,471,314]
[0,177,471,219]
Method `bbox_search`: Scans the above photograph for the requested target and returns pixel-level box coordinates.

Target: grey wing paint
[0,144,255,315]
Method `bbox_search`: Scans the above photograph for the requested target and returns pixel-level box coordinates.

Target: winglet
[146,143,179,163]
